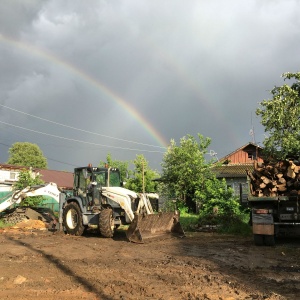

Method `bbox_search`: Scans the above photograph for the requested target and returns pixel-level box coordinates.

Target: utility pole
[142,160,145,194]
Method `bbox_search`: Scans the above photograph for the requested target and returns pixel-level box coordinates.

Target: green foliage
[218,214,252,236]
[198,212,252,236]
[99,153,131,182]
[126,155,160,193]
[256,72,300,159]
[200,197,241,217]
[160,197,185,212]
[99,153,159,192]
[14,170,45,207]
[197,178,239,214]
[195,177,251,235]
[0,219,13,228]
[161,133,248,234]
[161,134,234,211]
[178,210,199,231]
[7,142,48,168]
[161,134,214,205]
[198,197,251,236]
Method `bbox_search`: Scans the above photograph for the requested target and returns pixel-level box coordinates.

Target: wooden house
[212,143,264,201]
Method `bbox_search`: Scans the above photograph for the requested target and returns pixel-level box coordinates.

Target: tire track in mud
[0,230,299,299]
[160,234,300,299]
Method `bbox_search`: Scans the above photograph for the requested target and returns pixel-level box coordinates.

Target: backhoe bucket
[126,211,185,243]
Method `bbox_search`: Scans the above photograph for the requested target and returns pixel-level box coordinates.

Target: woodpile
[246,160,300,197]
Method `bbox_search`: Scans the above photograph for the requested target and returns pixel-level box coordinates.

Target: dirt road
[0,227,299,300]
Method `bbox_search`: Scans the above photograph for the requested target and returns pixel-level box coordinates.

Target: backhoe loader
[60,165,185,243]
[0,165,184,243]
[0,182,60,213]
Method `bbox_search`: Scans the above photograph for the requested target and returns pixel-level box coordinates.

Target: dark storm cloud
[0,0,45,37]
[1,0,300,171]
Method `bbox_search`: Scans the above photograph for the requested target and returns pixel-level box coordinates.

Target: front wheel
[99,208,115,238]
[63,202,85,236]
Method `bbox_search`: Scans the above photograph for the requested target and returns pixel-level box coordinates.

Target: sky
[0,0,300,173]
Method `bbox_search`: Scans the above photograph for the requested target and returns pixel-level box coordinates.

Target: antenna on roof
[209,150,219,161]
[249,112,256,144]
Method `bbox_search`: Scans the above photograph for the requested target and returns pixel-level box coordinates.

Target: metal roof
[0,164,73,190]
[212,163,254,178]
[37,169,73,190]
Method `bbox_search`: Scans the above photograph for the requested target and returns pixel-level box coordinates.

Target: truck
[0,164,184,243]
[246,159,300,246]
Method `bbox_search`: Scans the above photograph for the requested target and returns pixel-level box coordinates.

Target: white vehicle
[0,182,60,213]
[0,165,184,243]
[61,165,184,243]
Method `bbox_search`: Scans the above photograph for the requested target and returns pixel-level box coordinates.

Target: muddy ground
[0,223,299,300]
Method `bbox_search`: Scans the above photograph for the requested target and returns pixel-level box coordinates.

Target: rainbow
[0,34,168,149]
[142,37,237,144]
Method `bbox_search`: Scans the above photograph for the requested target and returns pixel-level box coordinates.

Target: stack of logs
[246,160,300,197]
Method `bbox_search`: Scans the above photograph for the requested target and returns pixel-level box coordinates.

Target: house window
[247,152,257,160]
[10,172,17,180]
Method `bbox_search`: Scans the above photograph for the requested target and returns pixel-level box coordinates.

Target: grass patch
[178,206,252,236]
[179,211,199,231]
[198,212,252,236]
[217,216,252,236]
[0,219,13,228]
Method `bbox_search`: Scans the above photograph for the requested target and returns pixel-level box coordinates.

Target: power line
[0,104,166,149]
[0,142,10,147]
[0,121,165,154]
[0,140,77,168]
[46,157,77,168]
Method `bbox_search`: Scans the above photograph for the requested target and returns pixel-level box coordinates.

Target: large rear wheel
[99,208,115,238]
[63,202,85,236]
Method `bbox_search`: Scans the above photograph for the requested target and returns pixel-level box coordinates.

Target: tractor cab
[73,165,122,206]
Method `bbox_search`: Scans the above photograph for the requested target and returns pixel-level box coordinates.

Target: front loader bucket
[126,211,185,243]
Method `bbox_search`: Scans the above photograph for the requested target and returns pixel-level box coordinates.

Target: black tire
[99,208,115,238]
[63,202,85,236]
[264,235,275,246]
[253,234,264,246]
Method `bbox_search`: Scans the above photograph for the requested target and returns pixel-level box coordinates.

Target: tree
[161,134,240,214]
[14,170,45,206]
[161,134,215,211]
[125,155,160,193]
[99,153,130,182]
[256,72,300,159]
[7,142,48,168]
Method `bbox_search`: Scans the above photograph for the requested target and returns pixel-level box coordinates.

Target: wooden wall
[226,146,263,164]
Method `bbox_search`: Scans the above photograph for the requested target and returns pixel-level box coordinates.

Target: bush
[13,170,45,207]
[160,194,252,235]
[198,209,251,236]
